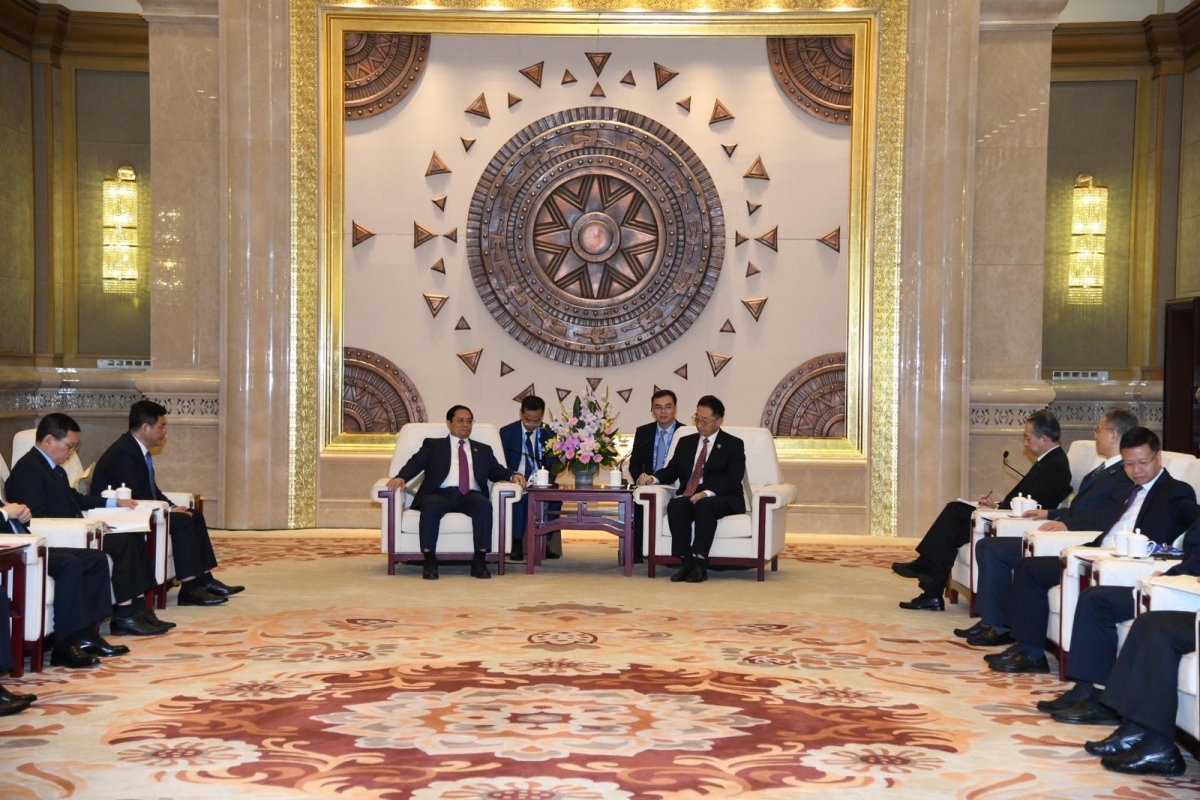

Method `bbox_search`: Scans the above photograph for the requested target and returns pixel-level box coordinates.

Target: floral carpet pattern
[0,535,1196,798]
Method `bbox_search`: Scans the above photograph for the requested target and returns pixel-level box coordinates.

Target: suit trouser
[47,547,112,640]
[169,509,218,577]
[101,532,157,604]
[1064,585,1136,685]
[1008,555,1061,652]
[0,593,11,673]
[512,496,562,556]
[1101,610,1195,736]
[974,537,1024,629]
[417,488,492,553]
[667,494,739,559]
[915,501,975,596]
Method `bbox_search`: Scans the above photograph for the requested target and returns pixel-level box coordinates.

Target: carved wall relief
[767,37,853,125]
[761,353,847,437]
[342,347,427,432]
[344,33,431,120]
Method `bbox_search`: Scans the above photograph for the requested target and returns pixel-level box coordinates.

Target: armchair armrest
[1138,575,1200,613]
[634,484,677,507]
[28,518,105,549]
[992,516,1045,538]
[752,483,797,507]
[489,480,524,505]
[371,478,414,509]
[1094,556,1179,587]
[1024,530,1100,557]
[0,534,46,564]
[162,491,195,509]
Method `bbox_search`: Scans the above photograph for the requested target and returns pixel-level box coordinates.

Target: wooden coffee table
[524,486,637,576]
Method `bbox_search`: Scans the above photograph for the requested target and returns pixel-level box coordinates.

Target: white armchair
[1,533,47,677]
[1125,575,1200,740]
[635,426,796,581]
[12,429,83,488]
[370,423,523,576]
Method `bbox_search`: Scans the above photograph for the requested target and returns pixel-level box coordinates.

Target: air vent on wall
[96,359,151,370]
[1051,370,1109,381]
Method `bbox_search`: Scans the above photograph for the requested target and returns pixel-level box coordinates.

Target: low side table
[525,486,636,576]
[0,543,30,677]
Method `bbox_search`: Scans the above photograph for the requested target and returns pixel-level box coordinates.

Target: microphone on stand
[1002,450,1027,479]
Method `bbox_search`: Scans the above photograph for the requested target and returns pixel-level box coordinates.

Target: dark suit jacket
[498,421,560,482]
[5,448,108,518]
[629,420,683,481]
[88,432,169,502]
[396,436,514,509]
[1000,446,1072,511]
[1087,469,1199,547]
[1048,460,1134,532]
[652,428,746,513]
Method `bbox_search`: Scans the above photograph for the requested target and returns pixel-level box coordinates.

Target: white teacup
[1113,530,1131,556]
[115,484,133,501]
[534,468,550,486]
[101,485,116,500]
[607,468,623,487]
[1127,533,1152,558]
[1011,497,1040,516]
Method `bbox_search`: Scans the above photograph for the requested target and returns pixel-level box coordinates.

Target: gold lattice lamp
[102,166,139,294]
[1067,173,1107,306]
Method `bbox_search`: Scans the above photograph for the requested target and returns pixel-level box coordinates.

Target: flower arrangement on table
[545,389,620,486]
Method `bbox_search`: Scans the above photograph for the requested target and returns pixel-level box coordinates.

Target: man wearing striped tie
[628,389,683,564]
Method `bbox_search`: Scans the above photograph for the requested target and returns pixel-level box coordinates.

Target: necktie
[458,439,469,494]
[1111,484,1143,531]
[524,431,538,478]
[54,465,70,485]
[146,452,157,493]
[655,428,668,471]
[7,516,28,534]
[683,436,709,497]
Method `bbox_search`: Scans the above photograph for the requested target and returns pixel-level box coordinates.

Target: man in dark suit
[499,395,561,562]
[958,409,1138,647]
[894,409,1072,611]
[637,395,745,584]
[4,414,142,666]
[0,503,39,711]
[90,400,242,608]
[386,404,526,580]
[989,427,1198,673]
[628,389,683,563]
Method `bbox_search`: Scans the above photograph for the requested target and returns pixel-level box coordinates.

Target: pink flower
[569,417,578,425]
[579,454,592,464]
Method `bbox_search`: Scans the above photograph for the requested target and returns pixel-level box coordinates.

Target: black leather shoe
[545,551,561,560]
[1051,696,1121,726]
[670,560,693,582]
[110,614,169,637]
[953,620,987,639]
[984,644,1022,664]
[76,633,130,658]
[685,561,709,583]
[1036,690,1086,714]
[988,649,1049,673]
[203,578,245,597]
[0,686,36,704]
[0,694,31,716]
[1101,743,1186,776]
[422,555,439,580]
[898,594,944,611]
[509,540,525,562]
[633,552,644,564]
[178,585,227,606]
[1086,726,1144,756]
[891,560,927,580]
[470,557,492,579]
[50,643,100,669]
[138,607,176,630]
[967,626,1014,647]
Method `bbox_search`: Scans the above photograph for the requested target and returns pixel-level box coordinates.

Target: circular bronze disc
[343,347,428,433]
[344,33,430,120]
[467,106,725,367]
[767,37,853,125]
[760,353,847,437]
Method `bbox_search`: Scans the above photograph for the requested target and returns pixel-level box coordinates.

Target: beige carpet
[0,532,1196,799]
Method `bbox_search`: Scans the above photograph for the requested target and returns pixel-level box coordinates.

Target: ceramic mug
[1113,530,1131,556]
[534,468,550,486]
[607,468,623,487]
[115,484,133,501]
[1011,496,1040,515]
[1127,533,1152,558]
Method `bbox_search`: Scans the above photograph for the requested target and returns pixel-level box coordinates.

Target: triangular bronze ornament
[351,221,374,247]
[654,63,679,89]
[432,196,447,211]
[744,156,770,181]
[620,71,635,86]
[461,137,476,153]
[562,69,577,85]
[747,201,761,216]
[519,61,544,87]
[423,294,449,317]
[507,92,522,108]
[455,316,470,330]
[756,226,779,252]
[720,319,736,333]
[585,52,611,76]
[500,362,515,376]
[617,388,632,403]
[513,383,535,402]
[413,222,437,248]
[707,351,732,377]
[676,96,691,112]
[721,143,737,158]
[734,232,748,247]
[710,99,734,124]
[465,93,490,119]
[457,349,483,373]
[741,297,768,321]
[425,152,451,176]
[653,384,663,396]
[443,228,458,243]
[556,387,572,402]
[430,258,446,274]
[746,262,761,277]
[586,377,602,392]
[590,83,606,98]
[674,364,688,380]
[819,227,841,252]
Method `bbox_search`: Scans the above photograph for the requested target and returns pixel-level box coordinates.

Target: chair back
[386,422,505,497]
[0,451,8,484]
[1066,439,1102,493]
[12,428,83,488]
[1161,450,1197,483]
[661,425,779,504]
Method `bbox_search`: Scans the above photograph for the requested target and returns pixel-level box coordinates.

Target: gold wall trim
[291,1,907,535]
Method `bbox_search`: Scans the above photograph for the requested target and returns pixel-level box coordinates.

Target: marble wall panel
[973,146,1052,267]
[975,32,1051,151]
[970,263,1045,380]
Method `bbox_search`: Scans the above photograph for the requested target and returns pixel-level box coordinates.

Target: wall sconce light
[102,166,139,294]
[1067,173,1107,306]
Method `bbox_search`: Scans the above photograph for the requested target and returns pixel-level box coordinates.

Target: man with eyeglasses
[499,395,562,562]
[637,395,745,583]
[628,389,683,564]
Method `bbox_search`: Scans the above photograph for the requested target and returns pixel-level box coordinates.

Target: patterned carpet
[1,533,1197,799]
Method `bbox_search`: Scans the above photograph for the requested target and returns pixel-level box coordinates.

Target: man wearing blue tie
[628,389,682,563]
[499,396,561,562]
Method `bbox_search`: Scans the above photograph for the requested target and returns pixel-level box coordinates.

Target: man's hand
[1022,509,1049,520]
[690,491,710,504]
[1,503,31,523]
[512,474,527,488]
[116,498,139,509]
[386,477,406,493]
[170,505,192,515]
[977,494,997,509]
[637,474,656,486]
[1038,520,1067,531]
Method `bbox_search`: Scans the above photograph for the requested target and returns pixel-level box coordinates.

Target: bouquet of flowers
[545,388,620,471]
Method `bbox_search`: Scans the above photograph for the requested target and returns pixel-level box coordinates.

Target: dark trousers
[1064,585,1136,685]
[418,488,492,553]
[974,536,1024,629]
[1008,555,1062,653]
[1101,610,1195,736]
[102,532,157,604]
[667,494,738,559]
[169,509,218,577]
[915,501,975,595]
[512,496,562,556]
[47,547,112,640]
[0,592,11,673]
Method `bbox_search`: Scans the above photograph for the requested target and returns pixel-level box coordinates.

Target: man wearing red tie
[387,405,526,580]
[638,395,745,583]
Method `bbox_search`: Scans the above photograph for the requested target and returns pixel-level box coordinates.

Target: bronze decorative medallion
[766,37,853,125]
[760,353,847,437]
[343,33,430,120]
[342,347,427,433]
[466,106,725,367]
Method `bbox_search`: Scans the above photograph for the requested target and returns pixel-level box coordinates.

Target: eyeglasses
[61,440,80,452]
[692,415,722,425]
